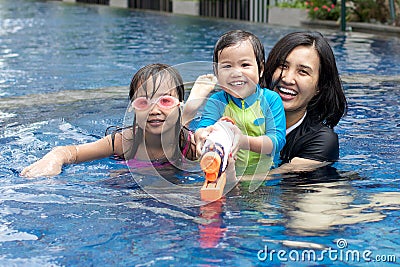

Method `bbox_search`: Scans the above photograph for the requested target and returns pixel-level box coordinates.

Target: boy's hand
[225,152,238,182]
[194,126,215,158]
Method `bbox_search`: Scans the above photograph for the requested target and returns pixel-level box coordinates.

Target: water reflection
[198,199,226,248]
[231,167,400,238]
[329,32,400,75]
[284,187,400,237]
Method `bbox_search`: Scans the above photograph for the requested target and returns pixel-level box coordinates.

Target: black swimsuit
[280,115,339,164]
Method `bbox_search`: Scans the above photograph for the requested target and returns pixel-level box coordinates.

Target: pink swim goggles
[132,95,180,110]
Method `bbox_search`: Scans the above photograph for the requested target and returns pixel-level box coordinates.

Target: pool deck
[61,0,400,37]
[302,19,400,37]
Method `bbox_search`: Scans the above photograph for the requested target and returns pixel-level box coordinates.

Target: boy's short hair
[213,30,265,77]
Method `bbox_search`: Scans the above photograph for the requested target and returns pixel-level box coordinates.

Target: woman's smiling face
[272,45,320,115]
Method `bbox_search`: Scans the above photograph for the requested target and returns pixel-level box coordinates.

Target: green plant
[306,0,340,20]
[348,0,390,23]
[276,0,307,8]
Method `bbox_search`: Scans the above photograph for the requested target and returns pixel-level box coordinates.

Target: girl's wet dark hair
[263,31,347,128]
[129,63,184,102]
[213,30,265,77]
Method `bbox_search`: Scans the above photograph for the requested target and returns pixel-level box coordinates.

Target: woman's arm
[182,74,217,127]
[21,135,115,178]
[269,157,330,174]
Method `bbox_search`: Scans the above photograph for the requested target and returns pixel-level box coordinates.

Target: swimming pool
[1,0,399,266]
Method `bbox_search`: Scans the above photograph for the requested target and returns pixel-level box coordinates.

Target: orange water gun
[200,117,235,201]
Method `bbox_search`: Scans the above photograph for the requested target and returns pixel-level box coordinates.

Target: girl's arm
[21,135,115,178]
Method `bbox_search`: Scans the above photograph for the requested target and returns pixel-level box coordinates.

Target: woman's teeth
[278,87,297,96]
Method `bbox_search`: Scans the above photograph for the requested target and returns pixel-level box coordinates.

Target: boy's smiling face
[215,40,262,99]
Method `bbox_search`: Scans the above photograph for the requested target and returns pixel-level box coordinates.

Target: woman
[263,31,347,171]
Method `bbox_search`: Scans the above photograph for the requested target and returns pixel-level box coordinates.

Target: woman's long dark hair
[263,31,347,128]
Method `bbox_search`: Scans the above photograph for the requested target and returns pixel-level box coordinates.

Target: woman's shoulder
[312,124,338,147]
[285,120,339,162]
[296,117,338,145]
[305,118,337,137]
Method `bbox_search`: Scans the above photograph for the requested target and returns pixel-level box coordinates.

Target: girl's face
[133,75,180,136]
[272,45,320,115]
[216,40,262,99]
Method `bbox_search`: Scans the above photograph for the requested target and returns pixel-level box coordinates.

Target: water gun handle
[200,116,235,182]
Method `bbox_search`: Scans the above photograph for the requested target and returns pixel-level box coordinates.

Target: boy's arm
[264,91,286,156]
[231,91,286,160]
[241,135,274,154]
[21,135,115,178]
[230,126,273,158]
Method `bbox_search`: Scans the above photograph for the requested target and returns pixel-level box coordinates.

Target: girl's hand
[21,146,76,178]
[21,155,63,178]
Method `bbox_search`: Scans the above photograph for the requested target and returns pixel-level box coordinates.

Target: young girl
[191,30,286,176]
[21,63,195,178]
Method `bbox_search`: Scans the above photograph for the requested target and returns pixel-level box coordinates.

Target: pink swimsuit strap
[125,158,172,169]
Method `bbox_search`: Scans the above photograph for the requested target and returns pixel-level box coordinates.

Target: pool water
[1,0,400,266]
